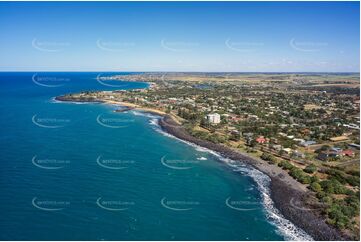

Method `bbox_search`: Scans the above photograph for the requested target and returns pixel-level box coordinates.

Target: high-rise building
[206,113,221,124]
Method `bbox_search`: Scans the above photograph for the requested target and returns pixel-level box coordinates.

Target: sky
[0,1,359,72]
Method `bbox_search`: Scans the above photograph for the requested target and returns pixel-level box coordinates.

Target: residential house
[282,148,293,155]
[256,136,267,144]
[300,140,317,147]
[341,149,355,157]
[317,151,340,161]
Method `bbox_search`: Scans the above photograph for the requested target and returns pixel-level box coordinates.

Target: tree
[229,132,240,141]
[289,167,303,179]
[299,175,312,184]
[316,145,330,153]
[261,152,271,161]
[261,152,277,164]
[327,204,350,229]
[278,160,294,170]
[310,182,322,192]
[310,176,320,183]
[304,164,317,174]
[320,180,335,194]
[321,196,333,205]
[166,106,171,113]
[320,179,347,194]
[346,175,360,187]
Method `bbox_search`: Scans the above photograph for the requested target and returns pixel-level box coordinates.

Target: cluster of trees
[278,160,294,170]
[289,167,314,184]
[229,131,241,141]
[316,188,360,230]
[311,126,345,142]
[326,196,359,230]
[319,179,352,195]
[277,161,315,184]
[310,176,359,230]
[326,168,360,187]
[277,160,360,231]
[277,137,297,149]
[177,108,201,121]
[304,164,317,174]
[315,145,331,153]
[260,152,277,164]
[189,129,226,144]
[309,182,322,192]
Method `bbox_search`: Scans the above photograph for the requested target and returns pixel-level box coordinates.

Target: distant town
[58,72,360,238]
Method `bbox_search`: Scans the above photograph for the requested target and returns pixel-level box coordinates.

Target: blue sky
[0,1,359,72]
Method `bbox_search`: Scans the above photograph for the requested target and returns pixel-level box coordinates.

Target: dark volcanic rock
[271,177,347,240]
[159,115,350,241]
[55,95,104,103]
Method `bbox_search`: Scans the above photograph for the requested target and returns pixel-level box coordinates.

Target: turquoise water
[0,72,310,240]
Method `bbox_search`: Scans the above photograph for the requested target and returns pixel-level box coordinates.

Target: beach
[6,73,295,240]
[105,101,169,116]
[55,95,350,241]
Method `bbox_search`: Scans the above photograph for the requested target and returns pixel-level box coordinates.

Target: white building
[206,113,221,124]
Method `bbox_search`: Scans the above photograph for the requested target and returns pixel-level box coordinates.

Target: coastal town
[57,72,360,239]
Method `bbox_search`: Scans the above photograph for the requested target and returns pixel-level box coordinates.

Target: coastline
[55,96,350,241]
[158,115,349,241]
[105,100,169,116]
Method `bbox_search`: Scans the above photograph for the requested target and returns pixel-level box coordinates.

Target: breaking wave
[149,118,159,127]
[131,110,161,119]
[50,97,93,105]
[147,116,313,241]
[223,160,313,241]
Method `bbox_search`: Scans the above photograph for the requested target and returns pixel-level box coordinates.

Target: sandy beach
[55,95,350,240]
[105,100,183,124]
[105,100,168,116]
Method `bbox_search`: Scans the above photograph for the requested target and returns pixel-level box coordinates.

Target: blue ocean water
[0,72,310,240]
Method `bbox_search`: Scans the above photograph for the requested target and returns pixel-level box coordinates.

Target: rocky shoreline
[55,95,104,103]
[159,115,350,241]
[55,95,350,241]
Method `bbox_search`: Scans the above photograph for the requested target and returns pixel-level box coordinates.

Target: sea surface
[0,72,311,240]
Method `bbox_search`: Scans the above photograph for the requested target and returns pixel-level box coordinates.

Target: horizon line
[0,71,359,74]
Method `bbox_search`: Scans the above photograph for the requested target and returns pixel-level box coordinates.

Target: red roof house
[256,137,267,144]
[341,149,355,157]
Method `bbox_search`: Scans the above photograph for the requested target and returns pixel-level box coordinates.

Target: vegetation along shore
[56,72,360,240]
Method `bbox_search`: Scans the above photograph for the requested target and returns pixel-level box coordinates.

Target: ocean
[0,72,311,240]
